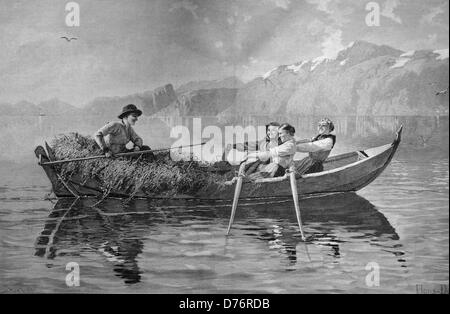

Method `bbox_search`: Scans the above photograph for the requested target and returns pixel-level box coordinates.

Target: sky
[0,0,448,107]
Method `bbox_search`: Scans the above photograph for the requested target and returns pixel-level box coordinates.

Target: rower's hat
[118,104,143,119]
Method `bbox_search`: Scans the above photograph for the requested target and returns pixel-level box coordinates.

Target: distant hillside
[82,84,178,118]
[160,88,239,116]
[0,99,81,116]
[38,98,81,116]
[83,83,240,118]
[220,41,449,118]
[175,76,244,95]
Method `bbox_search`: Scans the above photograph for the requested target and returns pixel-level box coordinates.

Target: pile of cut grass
[51,133,228,197]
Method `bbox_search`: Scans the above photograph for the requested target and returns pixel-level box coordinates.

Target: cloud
[306,0,333,13]
[169,0,199,19]
[321,29,345,59]
[307,19,345,59]
[427,33,438,45]
[381,0,402,24]
[306,0,353,26]
[249,57,258,64]
[304,1,350,58]
[307,18,326,36]
[243,14,252,22]
[215,41,224,48]
[203,17,210,24]
[227,16,235,25]
[420,5,445,26]
[270,0,292,10]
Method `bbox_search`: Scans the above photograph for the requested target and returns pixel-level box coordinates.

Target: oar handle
[295,139,312,144]
[39,142,206,166]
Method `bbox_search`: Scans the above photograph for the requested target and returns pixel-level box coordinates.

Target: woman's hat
[118,104,142,119]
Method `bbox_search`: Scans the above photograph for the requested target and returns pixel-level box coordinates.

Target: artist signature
[0,287,35,294]
[416,284,448,294]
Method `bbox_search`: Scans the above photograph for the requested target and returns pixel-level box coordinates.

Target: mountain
[82,84,178,117]
[176,88,239,116]
[175,76,244,95]
[14,100,41,115]
[37,98,81,115]
[83,82,240,118]
[0,99,81,116]
[142,84,178,115]
[220,40,449,118]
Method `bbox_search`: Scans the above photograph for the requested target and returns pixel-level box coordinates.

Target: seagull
[428,82,448,96]
[435,87,448,96]
[61,36,78,42]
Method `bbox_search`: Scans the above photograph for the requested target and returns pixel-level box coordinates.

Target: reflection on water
[33,193,404,285]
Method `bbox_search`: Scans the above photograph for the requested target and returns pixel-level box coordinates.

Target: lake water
[0,115,448,293]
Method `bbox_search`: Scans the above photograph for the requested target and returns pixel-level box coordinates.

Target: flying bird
[428,82,448,96]
[61,36,78,42]
[435,87,448,96]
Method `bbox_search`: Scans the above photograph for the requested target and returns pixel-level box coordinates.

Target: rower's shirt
[95,121,143,154]
[257,139,296,169]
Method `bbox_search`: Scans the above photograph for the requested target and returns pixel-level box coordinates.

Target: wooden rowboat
[35,126,403,201]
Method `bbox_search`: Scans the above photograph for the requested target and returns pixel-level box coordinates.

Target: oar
[226,162,246,235]
[289,166,306,241]
[39,142,207,166]
[295,139,313,145]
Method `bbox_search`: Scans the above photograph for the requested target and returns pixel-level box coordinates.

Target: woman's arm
[296,138,333,153]
[233,141,259,152]
[247,140,295,162]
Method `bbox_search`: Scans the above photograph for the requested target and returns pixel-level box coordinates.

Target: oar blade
[226,176,243,235]
[289,170,306,241]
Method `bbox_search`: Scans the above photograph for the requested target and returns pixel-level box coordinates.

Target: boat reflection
[242,193,403,268]
[34,193,403,283]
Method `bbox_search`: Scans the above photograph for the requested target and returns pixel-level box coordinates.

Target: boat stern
[35,146,73,197]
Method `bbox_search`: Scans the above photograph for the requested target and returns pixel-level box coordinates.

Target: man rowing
[94,104,154,160]
[295,118,336,175]
[245,123,296,179]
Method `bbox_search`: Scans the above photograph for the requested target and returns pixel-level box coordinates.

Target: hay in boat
[50,133,228,197]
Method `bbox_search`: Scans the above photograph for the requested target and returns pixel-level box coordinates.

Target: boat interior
[321,143,391,172]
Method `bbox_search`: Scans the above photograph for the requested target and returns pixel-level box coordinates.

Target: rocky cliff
[175,76,244,95]
[83,84,178,117]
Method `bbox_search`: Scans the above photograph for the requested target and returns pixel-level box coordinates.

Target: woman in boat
[232,122,281,152]
[295,118,336,175]
[94,104,153,160]
[245,123,297,179]
[224,122,281,173]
